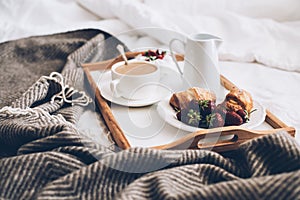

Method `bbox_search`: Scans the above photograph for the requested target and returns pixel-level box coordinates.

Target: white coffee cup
[110,60,160,100]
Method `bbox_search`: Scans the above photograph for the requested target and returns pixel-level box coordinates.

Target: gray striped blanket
[0,29,299,200]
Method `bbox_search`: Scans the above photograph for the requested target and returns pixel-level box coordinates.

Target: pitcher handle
[169,38,184,75]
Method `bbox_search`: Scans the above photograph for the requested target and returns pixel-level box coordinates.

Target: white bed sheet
[1,0,299,143]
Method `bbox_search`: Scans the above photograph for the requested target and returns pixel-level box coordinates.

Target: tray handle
[153,126,295,151]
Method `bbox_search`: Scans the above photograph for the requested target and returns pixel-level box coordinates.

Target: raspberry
[156,55,163,59]
[148,50,157,56]
[143,49,166,60]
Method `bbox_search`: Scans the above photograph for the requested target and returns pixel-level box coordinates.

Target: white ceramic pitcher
[170,33,224,99]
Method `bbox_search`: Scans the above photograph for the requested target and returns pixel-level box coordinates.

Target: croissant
[169,87,216,110]
[225,88,253,113]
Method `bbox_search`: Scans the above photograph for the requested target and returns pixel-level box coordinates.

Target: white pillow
[77,0,116,19]
[144,0,300,21]
[77,0,144,19]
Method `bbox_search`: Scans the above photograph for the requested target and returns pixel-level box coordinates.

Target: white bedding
[1,0,299,142]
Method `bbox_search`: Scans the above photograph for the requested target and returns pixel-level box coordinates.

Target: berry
[186,109,202,127]
[143,49,166,60]
[215,104,227,117]
[176,109,185,122]
[156,55,163,59]
[209,113,225,128]
[148,50,157,56]
[236,109,249,123]
[176,108,202,127]
[198,120,208,128]
[225,111,244,126]
[188,99,200,111]
[198,100,216,116]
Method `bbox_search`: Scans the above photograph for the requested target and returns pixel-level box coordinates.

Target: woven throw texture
[0,29,299,200]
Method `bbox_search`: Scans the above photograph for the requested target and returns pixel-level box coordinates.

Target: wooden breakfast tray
[82,52,295,152]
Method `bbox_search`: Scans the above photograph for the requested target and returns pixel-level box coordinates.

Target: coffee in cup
[110,61,160,100]
[115,62,157,76]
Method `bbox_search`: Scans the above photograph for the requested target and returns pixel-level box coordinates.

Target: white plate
[156,96,266,132]
[96,67,184,107]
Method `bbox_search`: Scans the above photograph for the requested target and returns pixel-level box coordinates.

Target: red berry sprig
[142,49,166,61]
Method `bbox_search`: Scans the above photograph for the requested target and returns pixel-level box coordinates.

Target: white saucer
[156,96,266,132]
[97,68,183,107]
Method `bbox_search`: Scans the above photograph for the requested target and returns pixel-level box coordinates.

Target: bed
[0,0,300,199]
[1,0,299,136]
